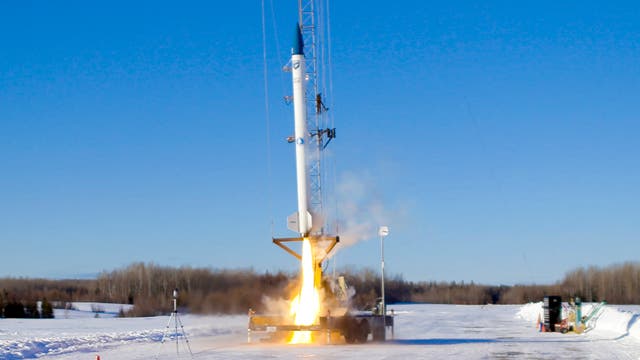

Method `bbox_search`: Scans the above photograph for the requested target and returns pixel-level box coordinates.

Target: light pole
[378,226,389,317]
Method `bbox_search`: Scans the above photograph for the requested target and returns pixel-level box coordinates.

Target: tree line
[2,261,639,317]
[0,263,292,317]
[0,286,55,318]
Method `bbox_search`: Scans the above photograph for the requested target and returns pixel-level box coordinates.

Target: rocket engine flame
[288,238,320,344]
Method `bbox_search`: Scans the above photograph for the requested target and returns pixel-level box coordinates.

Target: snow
[53,302,134,319]
[517,301,640,341]
[2,302,640,359]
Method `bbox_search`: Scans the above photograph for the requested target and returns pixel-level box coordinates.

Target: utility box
[543,295,562,332]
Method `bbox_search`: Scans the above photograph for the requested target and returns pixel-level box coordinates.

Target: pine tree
[41,298,54,318]
[25,301,40,318]
[4,300,25,318]
[0,290,5,318]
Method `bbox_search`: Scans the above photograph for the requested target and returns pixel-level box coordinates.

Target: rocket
[287,23,313,237]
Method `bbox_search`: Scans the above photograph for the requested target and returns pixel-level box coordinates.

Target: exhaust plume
[333,171,391,251]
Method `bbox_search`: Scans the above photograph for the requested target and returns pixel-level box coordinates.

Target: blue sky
[1,1,638,284]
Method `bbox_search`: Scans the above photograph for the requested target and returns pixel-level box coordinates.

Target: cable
[326,0,335,130]
[323,0,339,236]
[269,0,287,99]
[261,0,274,238]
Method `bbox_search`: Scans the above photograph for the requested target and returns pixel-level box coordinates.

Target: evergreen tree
[0,290,5,318]
[41,298,54,318]
[4,300,25,318]
[25,301,40,318]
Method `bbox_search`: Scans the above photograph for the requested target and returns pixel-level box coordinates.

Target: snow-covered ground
[2,302,639,359]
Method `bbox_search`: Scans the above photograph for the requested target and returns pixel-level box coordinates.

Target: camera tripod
[156,289,193,359]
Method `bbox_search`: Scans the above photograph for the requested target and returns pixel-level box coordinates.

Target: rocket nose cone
[292,23,304,55]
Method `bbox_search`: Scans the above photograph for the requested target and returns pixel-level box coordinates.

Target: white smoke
[332,171,390,251]
[261,295,291,315]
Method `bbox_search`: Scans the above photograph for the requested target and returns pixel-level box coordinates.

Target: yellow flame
[288,238,320,344]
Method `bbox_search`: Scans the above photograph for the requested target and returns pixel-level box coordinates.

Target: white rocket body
[288,26,313,236]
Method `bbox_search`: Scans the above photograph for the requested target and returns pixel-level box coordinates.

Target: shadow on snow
[391,337,594,346]
[391,338,496,345]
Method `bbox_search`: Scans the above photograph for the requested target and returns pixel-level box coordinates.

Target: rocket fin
[287,212,300,233]
[303,211,313,233]
[287,211,313,234]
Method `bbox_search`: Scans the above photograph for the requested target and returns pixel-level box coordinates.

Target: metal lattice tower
[271,0,339,273]
[298,0,327,233]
